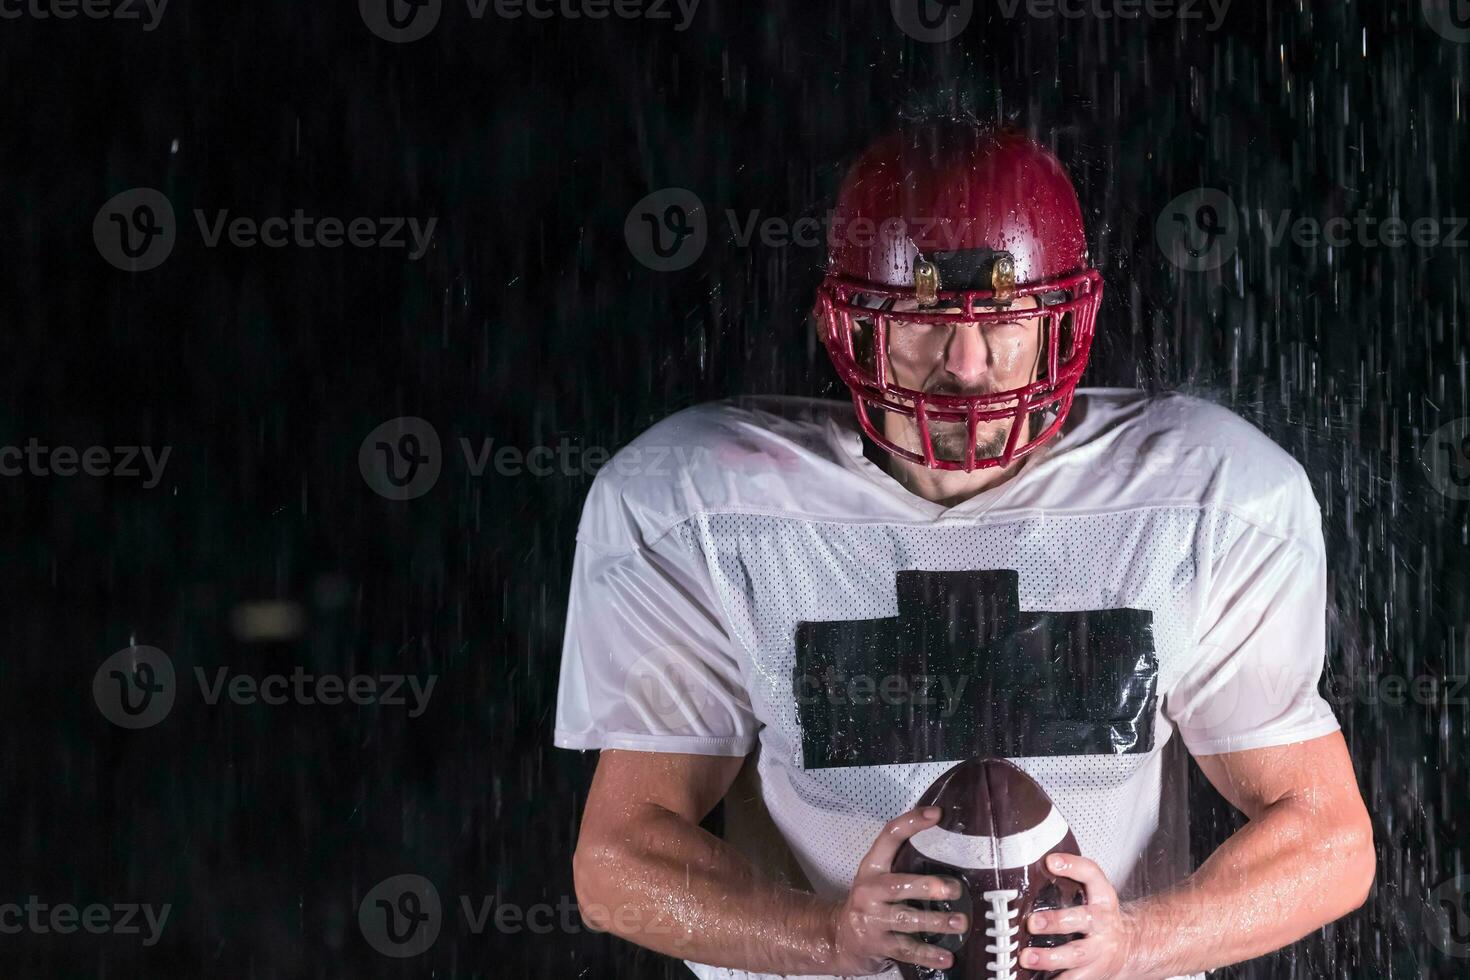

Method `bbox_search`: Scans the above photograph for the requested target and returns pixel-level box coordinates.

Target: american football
[894,758,1086,980]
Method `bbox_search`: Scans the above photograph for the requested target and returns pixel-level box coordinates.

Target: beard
[928,417,1011,463]
[921,378,1016,463]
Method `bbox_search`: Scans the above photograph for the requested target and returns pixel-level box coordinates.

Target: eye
[887,320,951,358]
[895,319,946,335]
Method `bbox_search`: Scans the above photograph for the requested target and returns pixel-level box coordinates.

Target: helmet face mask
[817,124,1104,473]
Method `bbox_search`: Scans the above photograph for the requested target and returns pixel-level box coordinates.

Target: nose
[943,324,991,387]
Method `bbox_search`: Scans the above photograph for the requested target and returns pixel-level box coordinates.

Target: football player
[555,122,1374,979]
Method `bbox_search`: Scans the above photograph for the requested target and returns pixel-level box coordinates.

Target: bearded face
[877,295,1046,466]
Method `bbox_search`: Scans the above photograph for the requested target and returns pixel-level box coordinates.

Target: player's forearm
[1121,797,1374,978]
[573,803,840,974]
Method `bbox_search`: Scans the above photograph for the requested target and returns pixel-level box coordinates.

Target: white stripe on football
[907,804,1069,870]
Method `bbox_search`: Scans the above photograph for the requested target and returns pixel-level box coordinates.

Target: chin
[930,429,1009,467]
[879,417,1012,469]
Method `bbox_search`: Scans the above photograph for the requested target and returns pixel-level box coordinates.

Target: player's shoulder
[1040,388,1318,537]
[627,395,842,459]
[1067,387,1305,474]
[575,396,860,553]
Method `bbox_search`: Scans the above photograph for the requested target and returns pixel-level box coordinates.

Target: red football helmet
[816,123,1103,472]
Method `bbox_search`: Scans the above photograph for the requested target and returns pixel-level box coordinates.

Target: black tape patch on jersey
[793,570,1158,770]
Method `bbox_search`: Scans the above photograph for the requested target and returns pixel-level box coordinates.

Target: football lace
[981,889,1021,980]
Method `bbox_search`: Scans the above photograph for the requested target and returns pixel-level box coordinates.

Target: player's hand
[1022,853,1142,979]
[826,807,968,976]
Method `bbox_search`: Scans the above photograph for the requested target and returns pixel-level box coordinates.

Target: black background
[1,0,1467,976]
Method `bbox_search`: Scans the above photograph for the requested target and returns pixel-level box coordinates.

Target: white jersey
[554,390,1340,980]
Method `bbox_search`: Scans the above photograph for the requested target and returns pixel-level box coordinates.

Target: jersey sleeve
[553,524,757,757]
[1167,476,1342,756]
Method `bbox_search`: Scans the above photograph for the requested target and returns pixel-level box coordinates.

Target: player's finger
[880,932,955,971]
[1020,934,1097,973]
[869,872,964,902]
[1046,853,1118,907]
[860,807,942,872]
[1028,903,1096,935]
[877,904,967,935]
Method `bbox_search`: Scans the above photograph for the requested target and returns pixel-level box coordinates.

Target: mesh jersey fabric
[554,390,1341,980]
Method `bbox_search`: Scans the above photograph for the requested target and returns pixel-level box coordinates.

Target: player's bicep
[1191,731,1359,820]
[584,749,746,829]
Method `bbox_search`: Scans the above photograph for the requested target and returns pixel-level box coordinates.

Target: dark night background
[1,0,1467,976]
